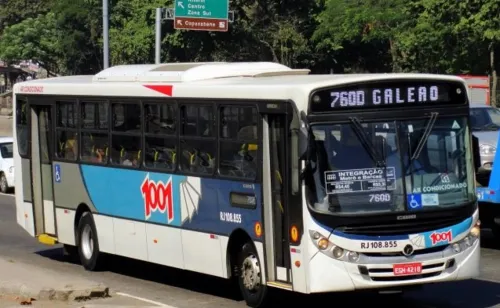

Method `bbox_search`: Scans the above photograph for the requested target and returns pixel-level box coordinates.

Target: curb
[0,282,109,302]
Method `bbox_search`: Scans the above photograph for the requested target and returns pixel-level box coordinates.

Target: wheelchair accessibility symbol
[407,194,422,210]
[54,164,61,183]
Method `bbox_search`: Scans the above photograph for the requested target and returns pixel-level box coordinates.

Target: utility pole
[103,0,109,68]
[155,8,162,64]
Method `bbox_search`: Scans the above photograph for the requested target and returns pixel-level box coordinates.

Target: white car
[0,136,14,193]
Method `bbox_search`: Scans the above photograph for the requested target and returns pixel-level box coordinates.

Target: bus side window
[179,104,216,174]
[218,106,258,180]
[111,102,142,167]
[16,100,29,157]
[55,101,78,160]
[80,101,109,163]
[144,102,177,171]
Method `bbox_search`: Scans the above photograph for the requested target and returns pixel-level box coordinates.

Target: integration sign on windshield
[309,80,467,113]
[324,167,396,194]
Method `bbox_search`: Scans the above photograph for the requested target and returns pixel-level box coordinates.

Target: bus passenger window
[179,103,216,174]
[144,103,176,135]
[179,139,215,174]
[145,137,177,170]
[56,131,78,160]
[15,100,29,157]
[144,102,177,171]
[111,135,141,167]
[181,105,214,137]
[81,101,108,130]
[81,132,108,164]
[80,101,109,163]
[218,106,258,180]
[112,103,141,133]
[111,101,142,167]
[55,101,78,160]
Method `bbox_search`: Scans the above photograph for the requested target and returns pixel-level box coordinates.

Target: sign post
[174,0,229,32]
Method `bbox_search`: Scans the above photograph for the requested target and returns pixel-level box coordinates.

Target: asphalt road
[1,193,500,308]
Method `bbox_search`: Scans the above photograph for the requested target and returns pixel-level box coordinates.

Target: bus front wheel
[76,212,103,271]
[237,242,268,307]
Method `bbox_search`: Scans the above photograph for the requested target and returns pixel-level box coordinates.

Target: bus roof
[13,62,467,112]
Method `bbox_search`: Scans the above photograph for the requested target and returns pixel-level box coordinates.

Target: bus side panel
[79,165,263,278]
[52,162,99,247]
[15,158,35,236]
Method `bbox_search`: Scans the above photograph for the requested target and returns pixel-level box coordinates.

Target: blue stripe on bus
[80,165,263,240]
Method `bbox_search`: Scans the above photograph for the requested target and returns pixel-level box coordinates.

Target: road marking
[116,292,177,307]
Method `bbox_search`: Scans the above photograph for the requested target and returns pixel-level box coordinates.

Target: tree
[0,0,52,34]
[109,0,171,65]
[313,0,409,72]
[51,0,103,74]
[0,12,62,76]
[455,0,500,105]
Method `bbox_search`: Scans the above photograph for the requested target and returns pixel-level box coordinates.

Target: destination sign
[309,80,467,113]
[324,167,396,195]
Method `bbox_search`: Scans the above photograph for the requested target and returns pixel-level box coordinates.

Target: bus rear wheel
[76,212,103,271]
[237,242,268,307]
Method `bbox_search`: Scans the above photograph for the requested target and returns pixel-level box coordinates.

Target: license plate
[393,262,422,276]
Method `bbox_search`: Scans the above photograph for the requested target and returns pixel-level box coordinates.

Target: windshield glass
[470,107,500,131]
[0,143,13,159]
[306,116,474,215]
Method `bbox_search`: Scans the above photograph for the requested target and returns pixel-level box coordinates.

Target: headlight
[309,230,354,262]
[480,144,496,155]
[454,220,480,252]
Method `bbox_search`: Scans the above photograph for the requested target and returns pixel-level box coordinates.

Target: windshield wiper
[410,112,439,161]
[349,117,386,167]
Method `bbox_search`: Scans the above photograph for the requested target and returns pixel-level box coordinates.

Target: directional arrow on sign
[177,1,184,9]
[177,20,183,25]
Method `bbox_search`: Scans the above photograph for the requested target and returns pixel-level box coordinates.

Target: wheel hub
[241,254,261,291]
[81,224,94,260]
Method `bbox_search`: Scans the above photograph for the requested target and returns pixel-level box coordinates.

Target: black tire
[0,174,8,193]
[237,242,268,308]
[76,212,103,271]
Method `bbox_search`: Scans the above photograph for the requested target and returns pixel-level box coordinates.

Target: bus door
[29,104,56,236]
[263,112,292,286]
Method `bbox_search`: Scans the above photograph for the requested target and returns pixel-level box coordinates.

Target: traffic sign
[174,0,229,32]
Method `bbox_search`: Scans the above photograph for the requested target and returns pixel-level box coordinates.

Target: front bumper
[308,238,480,293]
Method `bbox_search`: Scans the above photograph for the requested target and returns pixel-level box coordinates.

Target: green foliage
[0,0,498,77]
[0,12,61,74]
[0,0,52,34]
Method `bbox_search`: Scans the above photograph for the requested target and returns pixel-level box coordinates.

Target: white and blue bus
[13,62,480,307]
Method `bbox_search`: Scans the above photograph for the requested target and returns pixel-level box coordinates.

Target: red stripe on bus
[143,85,173,96]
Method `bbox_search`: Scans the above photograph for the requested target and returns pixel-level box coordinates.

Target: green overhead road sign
[174,0,229,19]
[174,0,229,32]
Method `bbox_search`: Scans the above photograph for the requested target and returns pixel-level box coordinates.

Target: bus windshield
[306,115,475,215]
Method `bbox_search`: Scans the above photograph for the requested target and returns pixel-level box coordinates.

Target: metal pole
[103,0,109,68]
[155,8,162,64]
